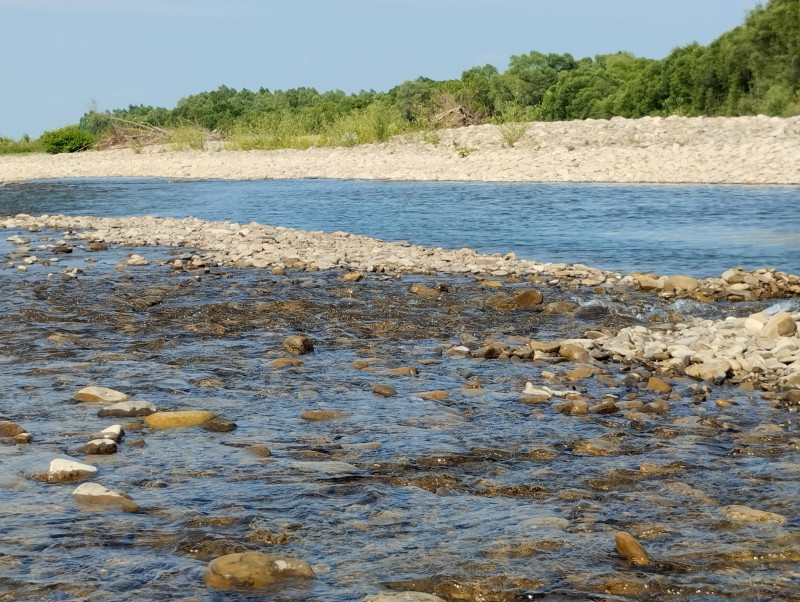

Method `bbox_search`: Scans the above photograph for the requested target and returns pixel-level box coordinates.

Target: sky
[0,0,761,139]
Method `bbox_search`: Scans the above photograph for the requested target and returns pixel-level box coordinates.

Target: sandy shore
[2,115,799,185]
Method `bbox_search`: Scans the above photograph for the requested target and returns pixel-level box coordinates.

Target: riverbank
[2,115,799,184]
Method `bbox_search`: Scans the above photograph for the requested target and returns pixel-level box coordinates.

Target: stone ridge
[3,213,798,301]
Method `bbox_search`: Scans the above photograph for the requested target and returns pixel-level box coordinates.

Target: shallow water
[0,226,798,601]
[1,179,799,277]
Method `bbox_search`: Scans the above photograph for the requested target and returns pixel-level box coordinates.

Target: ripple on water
[0,227,797,600]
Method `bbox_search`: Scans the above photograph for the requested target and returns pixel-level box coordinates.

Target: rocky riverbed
[1,214,798,600]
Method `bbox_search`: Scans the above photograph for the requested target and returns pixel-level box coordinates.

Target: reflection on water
[1,179,798,277]
[0,226,797,601]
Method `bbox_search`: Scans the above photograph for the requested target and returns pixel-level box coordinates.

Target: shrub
[40,126,94,154]
[167,125,207,150]
[0,135,41,154]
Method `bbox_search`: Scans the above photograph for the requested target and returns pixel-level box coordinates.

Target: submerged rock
[203,551,316,590]
[283,335,314,355]
[301,410,350,421]
[82,439,117,455]
[72,482,138,511]
[614,531,650,565]
[73,386,130,403]
[720,505,787,525]
[47,458,98,483]
[145,410,216,428]
[97,400,156,417]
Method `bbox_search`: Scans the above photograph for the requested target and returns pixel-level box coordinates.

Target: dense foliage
[39,126,94,154]
[4,0,796,152]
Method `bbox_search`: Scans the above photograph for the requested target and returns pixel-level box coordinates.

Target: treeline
[3,0,798,154]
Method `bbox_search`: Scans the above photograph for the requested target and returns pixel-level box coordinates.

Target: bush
[40,126,94,154]
[0,135,41,154]
[167,125,207,150]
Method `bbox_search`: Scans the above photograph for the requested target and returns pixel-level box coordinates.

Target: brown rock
[0,420,25,437]
[72,482,138,512]
[512,289,543,308]
[144,410,215,428]
[409,283,440,299]
[647,377,672,393]
[83,439,117,454]
[248,445,272,458]
[559,344,590,362]
[389,366,418,375]
[300,410,350,421]
[420,390,449,401]
[720,505,786,525]
[614,531,650,565]
[528,340,561,353]
[341,271,363,282]
[634,275,662,292]
[372,385,396,397]
[270,357,304,368]
[89,242,108,251]
[283,335,314,355]
[202,417,238,432]
[519,395,550,404]
[665,275,699,291]
[542,301,578,314]
[203,552,315,590]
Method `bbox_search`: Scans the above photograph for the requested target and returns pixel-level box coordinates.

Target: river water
[1,179,799,277]
[0,180,799,601]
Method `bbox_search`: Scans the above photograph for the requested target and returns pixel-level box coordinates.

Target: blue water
[1,178,799,277]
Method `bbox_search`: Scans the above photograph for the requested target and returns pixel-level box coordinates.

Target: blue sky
[1,0,760,139]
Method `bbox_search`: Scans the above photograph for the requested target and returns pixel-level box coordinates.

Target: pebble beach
[1,115,799,185]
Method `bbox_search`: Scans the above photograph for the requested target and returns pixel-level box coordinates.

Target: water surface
[2,179,798,277]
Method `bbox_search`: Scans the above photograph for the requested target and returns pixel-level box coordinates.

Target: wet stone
[47,458,98,483]
[202,417,238,432]
[372,384,396,397]
[82,439,117,454]
[73,386,130,403]
[301,410,350,421]
[720,505,787,525]
[283,334,314,355]
[614,531,650,565]
[144,410,216,428]
[203,551,316,590]
[0,420,25,437]
[72,482,138,512]
[97,400,156,417]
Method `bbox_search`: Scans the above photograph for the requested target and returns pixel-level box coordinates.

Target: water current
[0,180,798,601]
[1,179,799,277]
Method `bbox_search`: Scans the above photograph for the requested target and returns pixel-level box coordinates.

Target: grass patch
[0,135,41,154]
[453,141,477,157]
[167,125,207,151]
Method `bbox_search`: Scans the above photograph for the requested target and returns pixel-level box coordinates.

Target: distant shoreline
[2,115,799,186]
